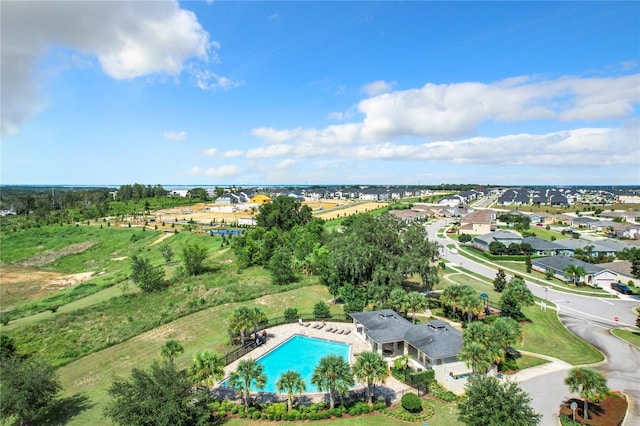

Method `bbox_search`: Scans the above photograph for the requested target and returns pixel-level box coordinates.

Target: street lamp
[545,287,548,302]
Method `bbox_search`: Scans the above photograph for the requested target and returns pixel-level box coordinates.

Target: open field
[147,199,382,228]
[313,201,388,220]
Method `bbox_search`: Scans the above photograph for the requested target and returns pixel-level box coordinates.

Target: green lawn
[611,329,640,348]
[56,285,341,426]
[519,305,603,365]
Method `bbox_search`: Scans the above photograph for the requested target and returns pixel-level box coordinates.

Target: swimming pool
[228,335,351,393]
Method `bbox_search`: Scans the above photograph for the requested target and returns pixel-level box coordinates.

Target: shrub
[313,301,331,319]
[284,307,299,321]
[401,392,422,413]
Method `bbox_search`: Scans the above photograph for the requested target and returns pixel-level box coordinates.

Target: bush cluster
[208,400,386,421]
[401,392,422,413]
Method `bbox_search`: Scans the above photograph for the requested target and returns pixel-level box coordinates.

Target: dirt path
[148,232,173,247]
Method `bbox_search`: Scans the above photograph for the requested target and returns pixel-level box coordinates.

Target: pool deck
[221,320,412,404]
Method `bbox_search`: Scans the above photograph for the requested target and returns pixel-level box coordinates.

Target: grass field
[611,328,640,348]
[55,286,344,426]
[519,305,604,365]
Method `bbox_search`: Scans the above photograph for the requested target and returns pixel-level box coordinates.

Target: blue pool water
[227,335,350,393]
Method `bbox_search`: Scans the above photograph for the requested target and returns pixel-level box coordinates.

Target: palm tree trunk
[584,399,589,420]
[329,391,335,409]
[288,394,293,412]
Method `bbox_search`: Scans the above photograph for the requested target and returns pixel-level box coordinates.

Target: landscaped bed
[559,393,627,426]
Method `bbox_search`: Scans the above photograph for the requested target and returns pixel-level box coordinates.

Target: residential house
[472,230,523,251]
[249,194,271,204]
[459,209,496,235]
[532,256,618,288]
[389,209,427,223]
[349,310,462,368]
[215,193,241,204]
[553,239,618,257]
[521,237,568,256]
[597,260,639,287]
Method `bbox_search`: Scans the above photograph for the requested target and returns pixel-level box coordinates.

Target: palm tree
[276,370,306,412]
[388,287,407,314]
[404,291,428,324]
[229,306,255,345]
[160,339,184,365]
[440,284,467,320]
[564,367,609,420]
[228,358,267,411]
[564,264,587,286]
[458,341,492,374]
[249,307,267,340]
[188,351,225,390]
[352,351,388,404]
[459,292,483,323]
[311,354,355,409]
[492,317,522,361]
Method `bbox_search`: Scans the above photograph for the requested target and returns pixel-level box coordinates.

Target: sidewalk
[506,350,573,383]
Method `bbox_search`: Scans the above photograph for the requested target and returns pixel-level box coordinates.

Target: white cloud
[276,159,296,169]
[201,148,218,156]
[361,80,395,96]
[187,165,241,178]
[163,131,187,141]
[0,0,233,137]
[252,73,639,145]
[188,65,243,91]
[221,150,244,158]
[201,148,244,157]
[247,126,639,168]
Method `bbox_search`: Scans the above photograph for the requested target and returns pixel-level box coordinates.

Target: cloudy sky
[1,1,639,186]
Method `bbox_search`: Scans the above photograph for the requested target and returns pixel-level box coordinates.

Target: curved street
[425,219,640,425]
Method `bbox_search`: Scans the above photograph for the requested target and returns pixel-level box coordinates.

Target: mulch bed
[559,393,627,426]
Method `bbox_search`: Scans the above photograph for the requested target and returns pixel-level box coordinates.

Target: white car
[449,248,458,254]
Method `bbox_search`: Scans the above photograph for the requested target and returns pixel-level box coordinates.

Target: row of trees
[441,278,534,323]
[228,351,386,412]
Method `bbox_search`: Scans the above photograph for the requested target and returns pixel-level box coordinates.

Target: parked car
[611,283,633,295]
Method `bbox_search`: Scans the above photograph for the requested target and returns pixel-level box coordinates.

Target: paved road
[426,219,640,425]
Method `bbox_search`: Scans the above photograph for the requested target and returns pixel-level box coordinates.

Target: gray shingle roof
[349,310,462,361]
[532,256,605,274]
[522,237,565,251]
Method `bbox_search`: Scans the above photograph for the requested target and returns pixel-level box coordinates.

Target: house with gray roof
[521,236,568,256]
[472,230,523,251]
[349,309,462,368]
[532,256,618,288]
[553,239,617,256]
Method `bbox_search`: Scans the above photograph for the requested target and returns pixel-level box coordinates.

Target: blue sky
[1,1,639,186]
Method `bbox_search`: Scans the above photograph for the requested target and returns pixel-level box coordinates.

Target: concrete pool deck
[221,320,412,403]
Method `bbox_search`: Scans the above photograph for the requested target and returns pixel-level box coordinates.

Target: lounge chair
[326,327,334,332]
[343,329,351,335]
[337,329,344,335]
[330,328,338,333]
[313,323,321,329]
